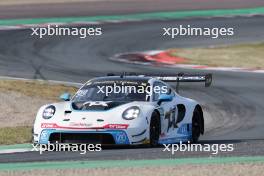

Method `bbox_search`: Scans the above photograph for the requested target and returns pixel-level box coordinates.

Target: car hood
[71,101,130,111]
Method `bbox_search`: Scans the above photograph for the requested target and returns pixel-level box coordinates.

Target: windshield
[72,80,149,102]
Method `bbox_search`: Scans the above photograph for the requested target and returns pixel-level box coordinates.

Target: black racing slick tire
[192,108,202,143]
[149,111,160,147]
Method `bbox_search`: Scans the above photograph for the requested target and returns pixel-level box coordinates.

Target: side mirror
[59,93,71,101]
[157,94,173,105]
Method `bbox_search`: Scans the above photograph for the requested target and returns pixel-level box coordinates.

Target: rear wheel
[192,108,202,143]
[149,111,160,147]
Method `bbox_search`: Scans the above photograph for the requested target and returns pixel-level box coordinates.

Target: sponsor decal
[103,124,129,129]
[115,132,127,144]
[69,122,93,127]
[39,130,51,143]
[41,123,58,128]
[41,123,128,130]
[83,101,111,107]
[177,124,192,135]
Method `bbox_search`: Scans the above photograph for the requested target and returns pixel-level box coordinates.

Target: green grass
[169,43,264,69]
[0,80,78,101]
[0,126,32,145]
[0,80,79,145]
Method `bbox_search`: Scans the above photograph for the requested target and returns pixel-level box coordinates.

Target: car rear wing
[155,73,212,87]
[107,72,212,87]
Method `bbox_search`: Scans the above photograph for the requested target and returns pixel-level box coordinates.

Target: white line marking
[0,148,31,154]
[0,76,82,87]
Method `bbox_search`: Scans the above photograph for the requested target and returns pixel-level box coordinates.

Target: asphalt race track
[0,15,264,162]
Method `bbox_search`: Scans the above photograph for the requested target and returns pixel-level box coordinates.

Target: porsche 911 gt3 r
[33,72,212,146]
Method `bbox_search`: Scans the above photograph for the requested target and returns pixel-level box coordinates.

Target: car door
[153,81,178,135]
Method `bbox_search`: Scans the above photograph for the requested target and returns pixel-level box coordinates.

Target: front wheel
[149,111,160,147]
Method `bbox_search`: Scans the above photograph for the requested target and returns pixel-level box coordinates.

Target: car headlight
[42,105,56,119]
[122,106,140,120]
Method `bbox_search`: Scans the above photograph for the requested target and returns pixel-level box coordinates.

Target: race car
[33,72,212,146]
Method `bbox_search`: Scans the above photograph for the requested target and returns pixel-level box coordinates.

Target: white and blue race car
[33,73,212,146]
